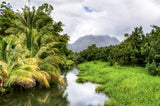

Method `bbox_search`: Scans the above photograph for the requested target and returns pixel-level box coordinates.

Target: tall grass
[77,61,160,106]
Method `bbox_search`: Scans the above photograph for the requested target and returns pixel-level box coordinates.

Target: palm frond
[32,71,50,88]
[48,71,65,85]
[6,69,35,88]
[0,61,8,75]
[35,46,47,58]
[39,63,61,75]
[39,71,51,81]
[7,67,50,88]
[17,65,39,72]
[16,13,28,27]
[43,55,66,65]
[5,27,19,34]
[21,58,39,65]
[7,76,36,88]
[35,42,59,58]
[39,63,64,84]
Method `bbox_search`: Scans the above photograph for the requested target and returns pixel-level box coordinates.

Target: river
[0,68,108,106]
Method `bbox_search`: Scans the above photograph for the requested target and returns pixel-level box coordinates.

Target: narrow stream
[64,68,108,106]
[0,68,108,106]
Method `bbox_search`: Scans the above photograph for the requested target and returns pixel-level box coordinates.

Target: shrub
[146,61,160,75]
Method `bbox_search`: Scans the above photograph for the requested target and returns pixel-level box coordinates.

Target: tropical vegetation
[1,1,160,106]
[0,2,70,94]
[75,24,160,105]
[76,26,160,76]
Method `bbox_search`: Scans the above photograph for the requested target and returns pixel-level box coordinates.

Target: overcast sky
[4,0,160,43]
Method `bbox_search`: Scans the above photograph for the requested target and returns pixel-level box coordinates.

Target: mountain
[68,35,120,52]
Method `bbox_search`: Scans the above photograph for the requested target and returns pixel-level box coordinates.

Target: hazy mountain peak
[68,35,120,52]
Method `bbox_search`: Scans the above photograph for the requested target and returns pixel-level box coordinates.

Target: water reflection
[0,85,69,106]
[64,68,108,106]
[0,68,108,106]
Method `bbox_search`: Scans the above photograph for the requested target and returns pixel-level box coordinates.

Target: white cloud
[3,0,160,43]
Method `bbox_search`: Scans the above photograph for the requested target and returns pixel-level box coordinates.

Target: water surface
[0,68,108,106]
[64,68,108,106]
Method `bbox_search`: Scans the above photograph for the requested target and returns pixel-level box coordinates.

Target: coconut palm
[6,58,51,88]
[0,35,51,88]
[0,3,68,90]
[5,4,54,53]
[14,4,66,85]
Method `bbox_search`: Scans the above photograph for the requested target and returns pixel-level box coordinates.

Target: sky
[3,0,160,43]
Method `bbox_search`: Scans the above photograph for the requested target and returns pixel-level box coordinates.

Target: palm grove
[0,2,71,94]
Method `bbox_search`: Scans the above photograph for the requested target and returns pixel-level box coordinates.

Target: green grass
[66,59,74,66]
[77,61,160,106]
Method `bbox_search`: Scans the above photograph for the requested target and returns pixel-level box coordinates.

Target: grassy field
[77,61,160,106]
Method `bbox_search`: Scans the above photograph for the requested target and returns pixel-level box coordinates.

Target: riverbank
[77,61,160,106]
[0,68,107,106]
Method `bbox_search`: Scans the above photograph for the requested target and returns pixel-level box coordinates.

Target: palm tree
[14,4,66,85]
[6,58,51,88]
[0,3,67,89]
[0,35,51,88]
[5,4,54,54]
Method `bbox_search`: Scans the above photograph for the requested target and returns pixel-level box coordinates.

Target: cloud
[3,0,160,43]
[53,0,160,43]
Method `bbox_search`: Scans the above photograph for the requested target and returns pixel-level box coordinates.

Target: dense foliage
[0,2,70,93]
[76,26,160,76]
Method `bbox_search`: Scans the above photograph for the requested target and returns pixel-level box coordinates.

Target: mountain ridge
[68,35,120,52]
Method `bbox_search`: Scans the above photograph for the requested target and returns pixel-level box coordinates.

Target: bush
[113,62,120,69]
[146,61,160,75]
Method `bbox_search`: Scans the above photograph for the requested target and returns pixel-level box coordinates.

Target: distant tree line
[75,26,160,76]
